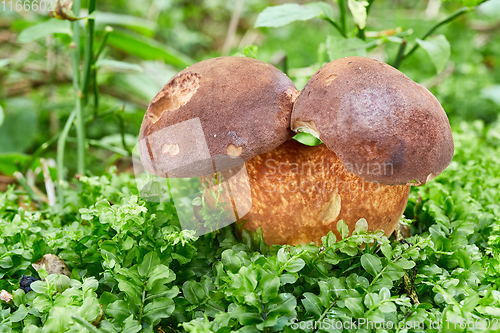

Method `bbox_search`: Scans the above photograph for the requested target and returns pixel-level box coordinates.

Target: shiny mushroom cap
[139,56,299,178]
[291,56,454,186]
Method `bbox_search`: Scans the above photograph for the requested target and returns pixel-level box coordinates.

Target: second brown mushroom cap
[291,56,454,186]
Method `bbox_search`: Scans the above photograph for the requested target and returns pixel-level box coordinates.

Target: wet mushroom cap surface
[291,56,454,186]
[139,56,299,178]
[236,139,411,246]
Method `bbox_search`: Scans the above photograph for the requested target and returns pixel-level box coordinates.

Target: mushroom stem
[237,139,411,246]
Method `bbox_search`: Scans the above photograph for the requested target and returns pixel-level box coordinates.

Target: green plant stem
[75,97,86,174]
[76,0,97,174]
[71,316,101,333]
[116,111,131,156]
[357,0,375,40]
[280,55,287,76]
[369,236,430,288]
[81,0,97,100]
[57,110,77,206]
[66,137,129,156]
[337,0,347,36]
[363,298,394,318]
[70,10,81,91]
[95,26,113,60]
[13,172,39,202]
[138,289,146,322]
[23,133,61,174]
[366,0,375,16]
[92,67,99,118]
[314,298,339,333]
[324,17,347,38]
[93,26,112,118]
[364,38,382,49]
[356,29,364,40]
[68,0,86,175]
[404,7,470,60]
[24,108,116,174]
[392,38,407,69]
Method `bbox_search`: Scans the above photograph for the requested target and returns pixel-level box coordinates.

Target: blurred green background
[0,0,499,181]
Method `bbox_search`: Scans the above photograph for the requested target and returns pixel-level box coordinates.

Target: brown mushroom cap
[139,56,299,178]
[236,139,411,246]
[291,56,454,186]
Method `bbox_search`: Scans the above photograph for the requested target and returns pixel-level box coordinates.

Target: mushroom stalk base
[236,140,411,246]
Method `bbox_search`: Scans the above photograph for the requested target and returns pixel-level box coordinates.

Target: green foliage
[326,35,368,59]
[105,30,194,68]
[17,19,71,43]
[0,0,500,332]
[254,0,475,68]
[293,132,322,146]
[2,120,500,331]
[446,0,484,7]
[254,3,327,28]
[0,99,38,154]
[416,35,451,73]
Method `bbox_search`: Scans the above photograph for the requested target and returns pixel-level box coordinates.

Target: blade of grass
[115,108,131,156]
[81,0,97,100]
[94,26,113,118]
[106,30,194,67]
[392,38,407,68]
[14,171,40,202]
[23,133,61,174]
[57,110,76,206]
[71,316,102,333]
[95,26,113,60]
[23,108,116,174]
[66,138,129,156]
[76,0,98,174]
[92,67,98,119]
[75,97,85,174]
[70,0,86,175]
[337,0,347,36]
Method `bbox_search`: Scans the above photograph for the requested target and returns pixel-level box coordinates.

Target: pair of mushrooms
[139,56,453,246]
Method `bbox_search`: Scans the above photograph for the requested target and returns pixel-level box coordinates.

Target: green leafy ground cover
[1,0,500,332]
[2,119,500,332]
